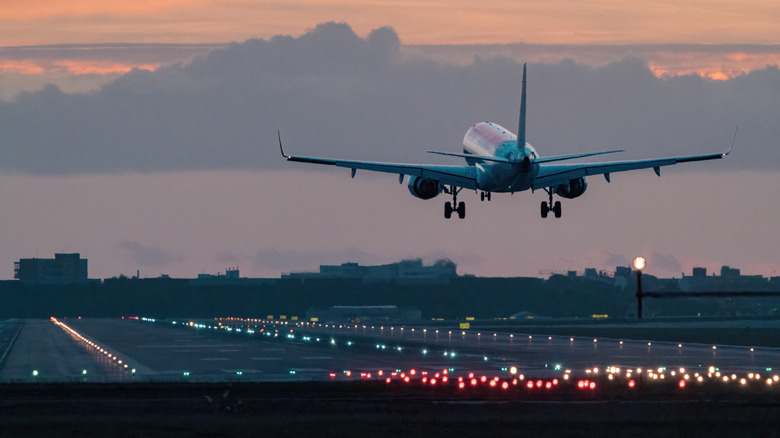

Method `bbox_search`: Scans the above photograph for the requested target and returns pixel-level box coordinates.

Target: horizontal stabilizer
[534,149,624,164]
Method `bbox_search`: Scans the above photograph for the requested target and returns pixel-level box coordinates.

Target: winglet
[278,130,290,159]
[517,63,527,150]
[724,126,737,156]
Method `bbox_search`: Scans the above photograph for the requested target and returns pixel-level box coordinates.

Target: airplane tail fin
[517,63,527,150]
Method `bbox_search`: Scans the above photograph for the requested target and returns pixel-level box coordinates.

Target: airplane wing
[279,134,478,189]
[532,150,729,190]
[285,154,479,189]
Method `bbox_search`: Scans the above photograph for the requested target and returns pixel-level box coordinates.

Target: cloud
[117,240,183,268]
[0,22,778,175]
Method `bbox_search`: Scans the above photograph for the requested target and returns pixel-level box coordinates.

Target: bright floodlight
[633,256,646,271]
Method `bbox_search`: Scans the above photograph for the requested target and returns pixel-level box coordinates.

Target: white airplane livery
[279,64,733,219]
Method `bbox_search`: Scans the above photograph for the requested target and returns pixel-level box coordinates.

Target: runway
[1,317,778,386]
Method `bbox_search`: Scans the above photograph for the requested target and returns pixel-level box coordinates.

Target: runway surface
[1,317,778,385]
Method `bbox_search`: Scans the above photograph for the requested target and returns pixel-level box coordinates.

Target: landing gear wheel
[541,201,549,218]
[553,201,562,218]
[444,185,465,219]
[480,192,491,202]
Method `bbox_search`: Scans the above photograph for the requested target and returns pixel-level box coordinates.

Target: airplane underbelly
[477,163,532,192]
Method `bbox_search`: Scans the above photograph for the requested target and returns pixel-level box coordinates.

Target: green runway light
[183,371,190,376]
[82,370,87,375]
[32,370,38,376]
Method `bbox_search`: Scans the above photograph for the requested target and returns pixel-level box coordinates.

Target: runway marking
[201,358,230,361]
[252,357,283,361]
[262,348,286,352]
[302,356,334,360]
[217,349,243,352]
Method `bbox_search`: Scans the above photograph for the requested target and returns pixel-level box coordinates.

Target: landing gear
[541,189,562,218]
[480,191,491,202]
[444,186,466,219]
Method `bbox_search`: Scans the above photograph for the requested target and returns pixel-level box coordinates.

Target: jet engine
[556,177,587,199]
[407,176,441,200]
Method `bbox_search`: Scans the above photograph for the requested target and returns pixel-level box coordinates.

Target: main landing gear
[444,186,465,219]
[541,188,562,218]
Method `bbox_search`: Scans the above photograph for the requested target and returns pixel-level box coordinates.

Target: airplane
[279,63,734,219]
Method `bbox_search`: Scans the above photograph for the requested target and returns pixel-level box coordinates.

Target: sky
[0,3,779,280]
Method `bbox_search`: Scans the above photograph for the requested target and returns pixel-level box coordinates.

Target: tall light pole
[633,257,646,320]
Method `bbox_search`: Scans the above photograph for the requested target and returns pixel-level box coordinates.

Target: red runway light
[589,382,596,390]
[536,380,543,388]
[471,378,478,386]
[422,377,428,383]
[386,377,392,384]
[678,380,686,388]
[628,380,636,388]
[404,376,410,383]
[410,369,416,375]
[442,376,448,383]
[430,378,437,386]
[527,381,534,389]
[502,382,509,390]
[489,380,497,387]
[545,382,552,389]
[481,376,487,383]
[329,373,336,379]
[459,381,466,389]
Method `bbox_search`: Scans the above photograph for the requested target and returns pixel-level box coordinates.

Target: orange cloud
[0,59,45,74]
[0,59,159,75]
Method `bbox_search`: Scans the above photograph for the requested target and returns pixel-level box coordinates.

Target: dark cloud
[117,240,183,267]
[0,22,778,174]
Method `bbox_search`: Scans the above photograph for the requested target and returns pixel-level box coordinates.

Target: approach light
[633,256,646,271]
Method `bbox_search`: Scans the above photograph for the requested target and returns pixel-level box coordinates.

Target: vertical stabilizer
[517,63,527,150]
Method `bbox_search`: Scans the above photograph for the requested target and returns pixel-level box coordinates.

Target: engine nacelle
[556,177,587,199]
[407,176,441,200]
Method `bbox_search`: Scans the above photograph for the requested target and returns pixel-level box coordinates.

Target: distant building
[191,267,275,286]
[680,265,769,292]
[14,253,88,283]
[284,259,457,284]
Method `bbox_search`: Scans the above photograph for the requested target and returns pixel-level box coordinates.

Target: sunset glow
[1,59,159,75]
[1,0,779,46]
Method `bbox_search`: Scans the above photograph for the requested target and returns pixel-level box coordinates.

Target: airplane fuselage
[462,122,538,192]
